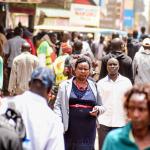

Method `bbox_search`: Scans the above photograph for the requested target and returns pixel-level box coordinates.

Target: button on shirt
[0,91,65,150]
[97,74,132,127]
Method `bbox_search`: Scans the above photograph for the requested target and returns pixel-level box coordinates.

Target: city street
[0,0,150,149]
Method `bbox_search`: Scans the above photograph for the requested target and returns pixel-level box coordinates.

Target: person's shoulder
[97,75,108,83]
[28,53,38,59]
[105,127,123,143]
[101,54,110,60]
[59,78,73,87]
[118,52,132,61]
[119,74,132,83]
[13,53,23,61]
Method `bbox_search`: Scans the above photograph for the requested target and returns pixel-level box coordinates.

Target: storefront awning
[0,0,41,3]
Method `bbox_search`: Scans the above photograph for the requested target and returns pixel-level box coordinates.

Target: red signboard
[9,3,35,15]
[74,0,99,5]
[74,0,91,4]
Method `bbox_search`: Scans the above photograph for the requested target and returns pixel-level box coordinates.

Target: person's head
[73,40,83,54]
[62,32,70,42]
[61,43,72,55]
[77,33,84,41]
[21,42,31,52]
[111,38,125,52]
[100,35,105,43]
[141,26,146,34]
[132,30,138,39]
[107,57,119,78]
[6,29,14,39]
[23,29,32,39]
[34,32,45,48]
[74,57,91,81]
[29,67,54,100]
[124,84,150,131]
[112,33,119,39]
[14,27,23,37]
[87,33,93,40]
[142,38,150,50]
[48,32,57,44]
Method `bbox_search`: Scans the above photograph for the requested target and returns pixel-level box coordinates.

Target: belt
[69,104,93,109]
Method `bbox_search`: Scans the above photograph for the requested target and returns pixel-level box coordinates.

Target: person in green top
[102,84,150,150]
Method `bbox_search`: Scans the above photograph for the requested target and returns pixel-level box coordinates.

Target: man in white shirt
[132,38,150,84]
[8,42,39,95]
[97,58,132,149]
[0,67,65,150]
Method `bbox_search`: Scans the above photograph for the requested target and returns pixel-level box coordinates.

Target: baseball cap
[142,38,150,47]
[31,67,54,88]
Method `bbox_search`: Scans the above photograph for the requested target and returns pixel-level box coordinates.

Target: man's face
[127,93,150,130]
[51,35,57,44]
[107,58,119,76]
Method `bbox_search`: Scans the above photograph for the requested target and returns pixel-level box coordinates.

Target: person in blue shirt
[102,83,150,150]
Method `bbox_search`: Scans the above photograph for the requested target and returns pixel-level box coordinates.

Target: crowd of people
[0,23,150,150]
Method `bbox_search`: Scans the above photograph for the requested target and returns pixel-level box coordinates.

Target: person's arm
[8,60,17,95]
[90,81,106,117]
[132,54,139,84]
[102,133,114,150]
[53,84,63,121]
[3,40,10,67]
[45,117,64,150]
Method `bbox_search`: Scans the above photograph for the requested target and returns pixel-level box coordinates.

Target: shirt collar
[106,73,121,82]
[25,91,48,105]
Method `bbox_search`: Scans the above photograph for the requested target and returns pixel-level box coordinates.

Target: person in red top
[23,29,36,56]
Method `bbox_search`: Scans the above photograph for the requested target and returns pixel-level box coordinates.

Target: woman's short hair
[75,56,91,70]
[124,84,150,113]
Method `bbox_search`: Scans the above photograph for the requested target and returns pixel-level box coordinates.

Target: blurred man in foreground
[0,67,65,150]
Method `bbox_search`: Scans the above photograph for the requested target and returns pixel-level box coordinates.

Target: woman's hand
[89,105,106,117]
[89,106,99,117]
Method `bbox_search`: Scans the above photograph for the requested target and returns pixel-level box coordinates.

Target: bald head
[22,42,31,52]
[111,38,124,51]
[107,57,119,65]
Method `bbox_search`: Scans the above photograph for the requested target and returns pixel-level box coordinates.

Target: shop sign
[70,3,100,27]
[0,0,41,3]
[9,3,36,15]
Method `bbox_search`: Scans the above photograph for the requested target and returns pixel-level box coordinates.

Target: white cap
[142,38,150,47]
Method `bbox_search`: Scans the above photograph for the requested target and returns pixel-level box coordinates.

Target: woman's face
[75,62,90,81]
[127,93,150,130]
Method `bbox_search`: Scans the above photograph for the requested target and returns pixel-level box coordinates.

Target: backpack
[0,102,26,141]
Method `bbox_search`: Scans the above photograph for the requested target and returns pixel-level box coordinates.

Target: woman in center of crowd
[54,57,105,150]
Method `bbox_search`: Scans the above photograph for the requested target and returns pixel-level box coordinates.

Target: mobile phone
[89,109,98,113]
